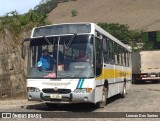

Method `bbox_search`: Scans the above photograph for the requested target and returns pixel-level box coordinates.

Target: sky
[0,0,42,16]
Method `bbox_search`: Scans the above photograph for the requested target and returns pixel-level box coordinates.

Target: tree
[98,23,143,50]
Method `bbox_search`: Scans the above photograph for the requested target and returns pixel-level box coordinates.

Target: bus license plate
[50,94,62,99]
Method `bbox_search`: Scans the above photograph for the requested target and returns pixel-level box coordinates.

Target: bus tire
[96,86,107,108]
[120,82,126,98]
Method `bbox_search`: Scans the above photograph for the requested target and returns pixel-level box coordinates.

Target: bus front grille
[42,89,71,94]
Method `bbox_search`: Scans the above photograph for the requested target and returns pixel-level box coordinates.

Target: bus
[22,23,132,108]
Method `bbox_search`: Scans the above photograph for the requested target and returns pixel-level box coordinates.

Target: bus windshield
[28,35,94,78]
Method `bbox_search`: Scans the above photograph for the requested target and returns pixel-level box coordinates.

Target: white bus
[22,23,132,108]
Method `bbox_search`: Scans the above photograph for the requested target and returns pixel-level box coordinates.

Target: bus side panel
[102,64,131,98]
[103,64,122,98]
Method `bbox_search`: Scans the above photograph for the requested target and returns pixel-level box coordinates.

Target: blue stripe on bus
[76,79,81,89]
[79,78,85,88]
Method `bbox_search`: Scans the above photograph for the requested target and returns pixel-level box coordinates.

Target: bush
[0,0,60,53]
[71,9,78,17]
[34,0,59,15]
[0,0,59,42]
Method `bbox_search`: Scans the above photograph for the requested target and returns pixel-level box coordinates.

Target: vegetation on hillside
[0,0,145,54]
[71,9,78,17]
[0,0,61,40]
[0,10,48,41]
[0,0,64,54]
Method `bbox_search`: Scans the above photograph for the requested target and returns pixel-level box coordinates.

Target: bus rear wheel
[96,86,107,108]
[120,82,126,98]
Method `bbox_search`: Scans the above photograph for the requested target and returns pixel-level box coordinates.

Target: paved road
[0,82,160,121]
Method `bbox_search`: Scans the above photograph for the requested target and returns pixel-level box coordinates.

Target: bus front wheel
[96,86,108,108]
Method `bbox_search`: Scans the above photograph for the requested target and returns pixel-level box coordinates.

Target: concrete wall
[0,53,26,99]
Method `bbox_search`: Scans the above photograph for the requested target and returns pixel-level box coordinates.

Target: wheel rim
[123,84,126,95]
[102,92,106,102]
[102,87,107,103]
[121,83,126,98]
[96,86,107,108]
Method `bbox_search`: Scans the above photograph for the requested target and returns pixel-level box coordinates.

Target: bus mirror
[22,38,30,59]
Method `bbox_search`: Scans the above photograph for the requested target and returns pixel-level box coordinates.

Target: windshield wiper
[65,34,77,50]
[43,36,53,45]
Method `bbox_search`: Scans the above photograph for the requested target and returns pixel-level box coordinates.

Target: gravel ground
[0,82,160,121]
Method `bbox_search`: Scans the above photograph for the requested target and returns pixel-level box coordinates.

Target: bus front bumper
[27,90,96,104]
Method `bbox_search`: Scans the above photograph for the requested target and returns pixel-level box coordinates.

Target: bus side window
[103,38,109,63]
[106,38,111,63]
[95,37,102,76]
[115,43,118,64]
[119,47,123,65]
[108,40,114,63]
[124,49,127,66]
[122,48,125,66]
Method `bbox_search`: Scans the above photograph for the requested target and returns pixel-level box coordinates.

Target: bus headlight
[27,87,40,92]
[74,88,92,93]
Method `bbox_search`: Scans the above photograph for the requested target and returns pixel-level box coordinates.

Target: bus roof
[31,22,131,52]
